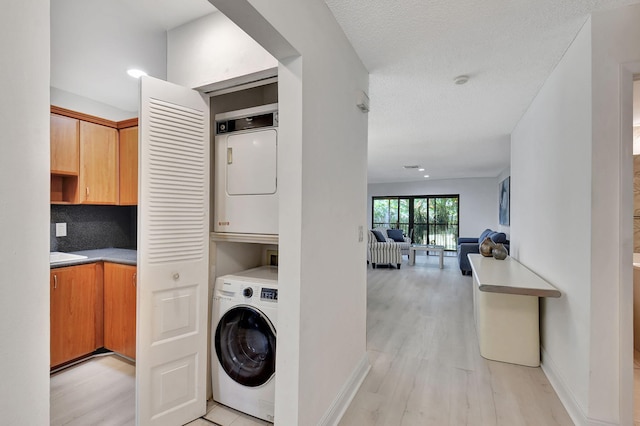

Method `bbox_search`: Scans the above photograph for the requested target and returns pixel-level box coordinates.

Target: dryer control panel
[261,288,278,301]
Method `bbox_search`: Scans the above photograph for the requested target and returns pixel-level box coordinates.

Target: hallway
[340,256,573,425]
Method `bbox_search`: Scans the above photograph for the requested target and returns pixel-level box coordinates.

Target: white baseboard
[317,353,371,426]
[540,346,618,426]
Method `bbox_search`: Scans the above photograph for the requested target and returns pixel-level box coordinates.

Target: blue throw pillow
[387,229,405,242]
[371,230,386,242]
[489,232,507,244]
[479,228,493,242]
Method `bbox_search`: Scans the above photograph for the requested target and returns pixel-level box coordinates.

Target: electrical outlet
[55,222,67,237]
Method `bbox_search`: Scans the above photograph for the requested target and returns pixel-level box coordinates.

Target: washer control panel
[260,288,278,302]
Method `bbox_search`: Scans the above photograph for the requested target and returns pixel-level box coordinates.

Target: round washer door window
[215,305,276,387]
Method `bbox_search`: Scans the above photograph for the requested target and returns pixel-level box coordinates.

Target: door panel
[50,264,97,367]
[104,262,137,359]
[226,129,277,195]
[137,75,209,426]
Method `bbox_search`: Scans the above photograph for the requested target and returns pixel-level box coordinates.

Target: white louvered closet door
[136,76,209,426]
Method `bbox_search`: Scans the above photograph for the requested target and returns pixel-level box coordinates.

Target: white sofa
[372,227,412,258]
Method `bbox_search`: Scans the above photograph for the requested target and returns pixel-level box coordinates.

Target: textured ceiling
[324,0,640,183]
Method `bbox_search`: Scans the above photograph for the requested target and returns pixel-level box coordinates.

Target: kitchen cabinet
[103,262,137,359]
[50,263,97,367]
[51,114,79,174]
[50,113,79,204]
[79,121,118,204]
[50,108,138,205]
[118,126,138,205]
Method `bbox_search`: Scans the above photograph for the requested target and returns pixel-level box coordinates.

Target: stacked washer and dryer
[211,104,279,423]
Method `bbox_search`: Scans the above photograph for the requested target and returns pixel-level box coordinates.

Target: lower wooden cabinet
[50,264,97,367]
[103,262,137,359]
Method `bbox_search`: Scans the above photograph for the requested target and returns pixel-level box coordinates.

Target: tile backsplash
[50,205,137,252]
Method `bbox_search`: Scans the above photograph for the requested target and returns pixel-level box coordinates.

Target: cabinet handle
[53,274,58,289]
[227,147,233,165]
[133,272,137,287]
[86,186,90,198]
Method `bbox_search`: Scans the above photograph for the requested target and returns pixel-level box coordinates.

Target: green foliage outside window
[372,195,459,250]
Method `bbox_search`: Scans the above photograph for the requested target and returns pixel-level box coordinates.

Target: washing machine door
[215,305,276,387]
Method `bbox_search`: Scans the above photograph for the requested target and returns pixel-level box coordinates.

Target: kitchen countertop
[50,248,137,269]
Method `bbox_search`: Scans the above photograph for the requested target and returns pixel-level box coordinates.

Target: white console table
[468,254,561,367]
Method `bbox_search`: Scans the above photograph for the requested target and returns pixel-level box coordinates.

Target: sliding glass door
[372,195,459,250]
[372,197,410,235]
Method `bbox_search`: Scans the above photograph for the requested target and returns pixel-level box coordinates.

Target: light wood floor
[339,255,574,425]
[49,356,262,426]
[50,354,135,426]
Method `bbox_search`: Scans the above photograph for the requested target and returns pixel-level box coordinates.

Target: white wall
[589,6,640,424]
[51,0,167,114]
[222,0,368,425]
[50,87,136,121]
[511,18,592,422]
[368,178,500,239]
[167,12,277,90]
[0,0,50,423]
[193,1,369,424]
[512,5,640,424]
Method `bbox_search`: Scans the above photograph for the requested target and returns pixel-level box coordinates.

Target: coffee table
[409,244,445,268]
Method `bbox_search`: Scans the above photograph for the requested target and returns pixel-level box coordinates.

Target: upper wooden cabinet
[50,107,138,205]
[51,114,79,175]
[118,126,138,205]
[79,121,118,204]
[50,114,80,204]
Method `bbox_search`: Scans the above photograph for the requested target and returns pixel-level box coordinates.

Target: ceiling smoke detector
[454,75,469,85]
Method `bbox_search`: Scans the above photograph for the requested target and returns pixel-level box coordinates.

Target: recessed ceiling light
[454,75,469,85]
[424,175,430,178]
[418,168,425,172]
[127,68,148,79]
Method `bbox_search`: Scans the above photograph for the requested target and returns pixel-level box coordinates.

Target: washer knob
[243,287,253,298]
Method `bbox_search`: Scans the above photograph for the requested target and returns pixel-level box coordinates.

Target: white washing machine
[214,103,278,235]
[211,266,278,422]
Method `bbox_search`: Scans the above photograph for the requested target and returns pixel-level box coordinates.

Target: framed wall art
[499,176,510,226]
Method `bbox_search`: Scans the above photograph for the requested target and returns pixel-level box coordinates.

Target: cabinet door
[50,264,97,367]
[118,126,138,205]
[50,113,79,175]
[103,263,137,359]
[79,121,118,204]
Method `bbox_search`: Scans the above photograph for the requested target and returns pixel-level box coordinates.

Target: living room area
[366,174,510,269]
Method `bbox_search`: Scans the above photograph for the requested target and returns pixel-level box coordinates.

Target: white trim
[198,67,278,94]
[541,347,621,426]
[540,345,588,425]
[207,76,278,97]
[317,353,370,426]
